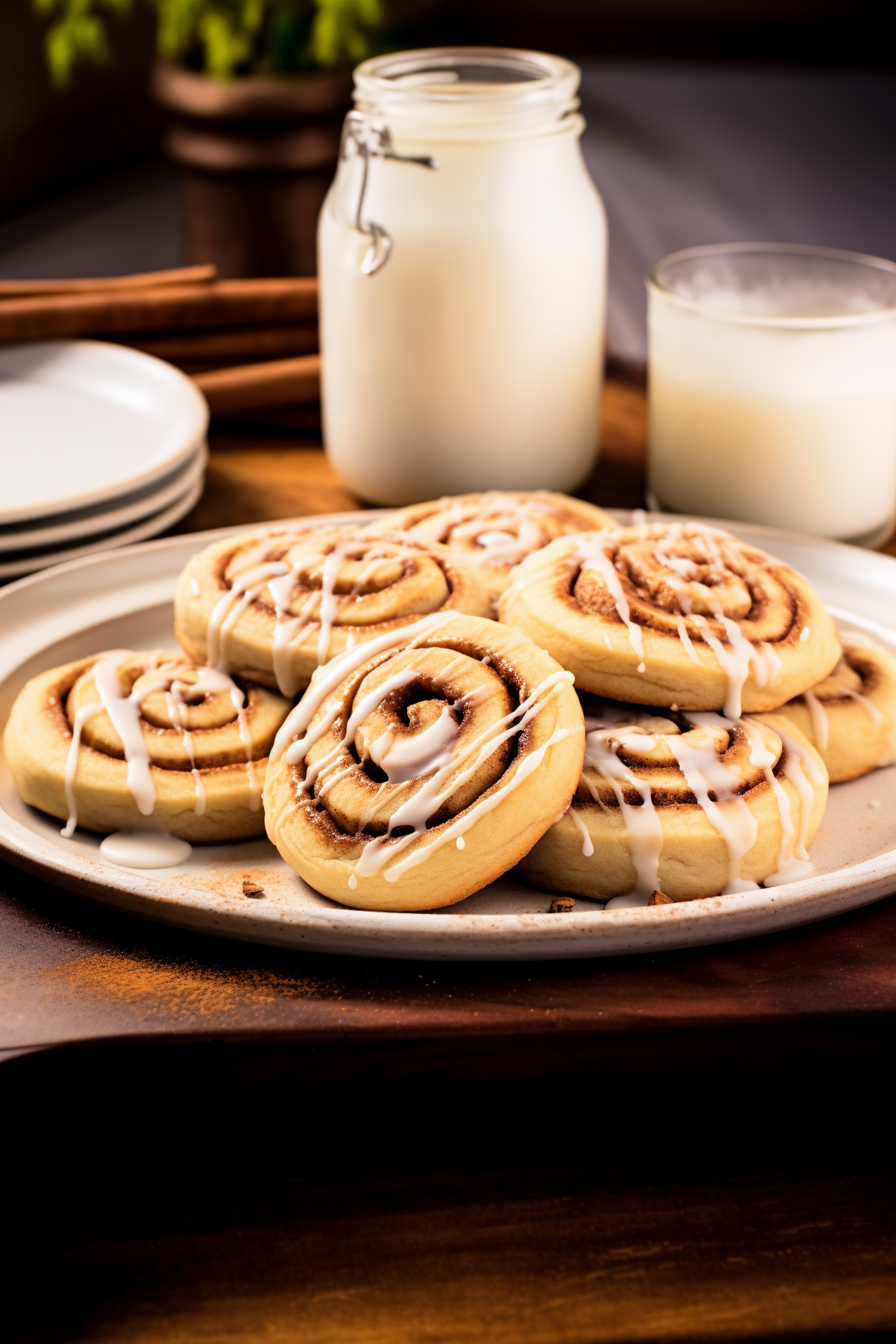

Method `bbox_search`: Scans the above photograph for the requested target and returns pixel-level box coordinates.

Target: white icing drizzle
[206,560,289,671]
[741,721,813,886]
[271,613,453,766]
[583,726,663,896]
[569,805,594,857]
[576,526,786,707]
[60,702,103,837]
[366,721,576,885]
[303,666,419,795]
[690,615,750,719]
[61,654,262,833]
[476,528,518,550]
[836,632,886,728]
[92,653,157,816]
[758,722,823,886]
[269,575,319,698]
[577,535,645,668]
[800,626,811,643]
[432,493,554,568]
[165,687,206,816]
[353,668,575,882]
[270,612,578,886]
[316,544,350,666]
[189,577,201,598]
[753,641,782,688]
[803,689,830,750]
[669,722,759,894]
[851,691,884,726]
[676,617,700,664]
[368,706,460,784]
[210,533,456,696]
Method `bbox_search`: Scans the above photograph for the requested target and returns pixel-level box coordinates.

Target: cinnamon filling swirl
[751,632,896,782]
[519,694,828,904]
[175,526,492,696]
[3,651,292,843]
[499,523,840,716]
[263,612,585,911]
[373,491,613,599]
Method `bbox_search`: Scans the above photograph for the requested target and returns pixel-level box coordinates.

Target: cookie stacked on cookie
[5,493,894,913]
[498,520,894,906]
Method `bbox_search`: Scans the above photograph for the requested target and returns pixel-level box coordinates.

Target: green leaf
[33,0,386,84]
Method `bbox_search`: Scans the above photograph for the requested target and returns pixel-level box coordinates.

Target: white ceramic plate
[0,443,207,554]
[0,462,205,580]
[1,511,894,961]
[0,340,208,526]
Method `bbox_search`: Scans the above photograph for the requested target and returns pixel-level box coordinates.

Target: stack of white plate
[0,340,209,580]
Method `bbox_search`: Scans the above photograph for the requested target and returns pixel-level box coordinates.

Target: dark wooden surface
[5,373,896,1342]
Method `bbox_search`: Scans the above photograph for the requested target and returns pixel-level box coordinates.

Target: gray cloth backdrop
[2,62,895,363]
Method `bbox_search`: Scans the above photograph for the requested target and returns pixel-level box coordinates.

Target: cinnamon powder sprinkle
[41,953,325,1017]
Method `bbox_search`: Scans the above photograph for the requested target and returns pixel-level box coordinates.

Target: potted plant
[32,0,384,277]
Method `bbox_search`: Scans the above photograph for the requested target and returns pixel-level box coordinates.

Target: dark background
[3,0,895,361]
[2,0,890,220]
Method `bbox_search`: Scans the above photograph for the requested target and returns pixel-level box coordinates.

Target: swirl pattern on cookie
[372,491,613,599]
[3,651,292,841]
[750,632,896,782]
[263,613,585,911]
[519,695,828,904]
[499,523,840,716]
[175,527,492,697]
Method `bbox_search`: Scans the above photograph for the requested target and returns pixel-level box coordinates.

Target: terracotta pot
[152,61,352,278]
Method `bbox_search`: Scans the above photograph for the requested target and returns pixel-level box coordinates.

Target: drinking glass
[647,242,896,545]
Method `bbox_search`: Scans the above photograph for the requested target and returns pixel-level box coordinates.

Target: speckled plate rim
[1,508,895,961]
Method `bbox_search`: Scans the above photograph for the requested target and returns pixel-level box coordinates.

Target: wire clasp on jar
[340,111,437,276]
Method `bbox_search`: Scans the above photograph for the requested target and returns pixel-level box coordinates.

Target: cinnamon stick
[0,277,318,343]
[192,353,320,415]
[112,322,318,366]
[0,264,217,298]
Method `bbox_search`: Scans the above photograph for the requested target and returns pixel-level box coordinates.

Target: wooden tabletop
[5,372,896,1343]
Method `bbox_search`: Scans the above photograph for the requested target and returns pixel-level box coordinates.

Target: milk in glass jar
[318,48,607,504]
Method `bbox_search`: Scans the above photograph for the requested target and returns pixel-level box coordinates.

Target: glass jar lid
[353,47,581,140]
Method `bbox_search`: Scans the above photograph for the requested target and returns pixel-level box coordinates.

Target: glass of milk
[648,243,896,545]
[318,47,607,505]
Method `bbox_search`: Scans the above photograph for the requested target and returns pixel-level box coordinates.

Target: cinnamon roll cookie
[372,491,613,601]
[3,651,292,841]
[263,613,585,911]
[499,523,839,716]
[519,696,828,904]
[750,633,896,782]
[175,527,492,696]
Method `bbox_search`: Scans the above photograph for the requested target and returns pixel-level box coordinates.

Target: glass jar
[318,47,607,505]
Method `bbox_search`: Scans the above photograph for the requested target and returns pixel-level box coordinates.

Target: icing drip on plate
[99,831,192,869]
